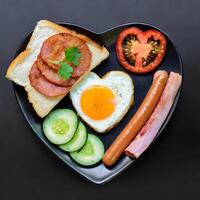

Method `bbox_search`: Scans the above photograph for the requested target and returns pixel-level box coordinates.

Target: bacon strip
[125,72,182,158]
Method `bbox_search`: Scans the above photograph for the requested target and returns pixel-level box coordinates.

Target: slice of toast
[6,20,109,118]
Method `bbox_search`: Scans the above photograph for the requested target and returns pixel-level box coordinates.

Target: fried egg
[70,71,134,133]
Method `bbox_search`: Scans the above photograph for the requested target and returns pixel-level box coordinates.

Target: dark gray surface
[0,0,199,199]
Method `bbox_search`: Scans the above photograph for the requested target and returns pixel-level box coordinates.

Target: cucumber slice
[59,122,87,152]
[43,109,78,145]
[70,134,104,166]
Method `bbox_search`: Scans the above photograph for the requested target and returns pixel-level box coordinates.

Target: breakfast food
[70,134,104,166]
[6,20,109,117]
[40,33,91,76]
[116,27,167,73]
[70,71,134,133]
[59,122,87,152]
[43,108,104,166]
[125,72,182,158]
[37,56,77,87]
[29,62,71,97]
[102,70,168,166]
[43,109,78,145]
[6,19,182,178]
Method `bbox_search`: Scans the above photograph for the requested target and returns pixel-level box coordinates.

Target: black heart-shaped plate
[13,22,182,184]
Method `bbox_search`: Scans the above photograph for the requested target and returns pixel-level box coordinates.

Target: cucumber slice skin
[59,122,87,152]
[70,134,105,166]
[43,109,78,145]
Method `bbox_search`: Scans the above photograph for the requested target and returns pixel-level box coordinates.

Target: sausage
[37,56,77,87]
[29,62,70,97]
[102,70,168,166]
[40,33,91,78]
[125,72,182,158]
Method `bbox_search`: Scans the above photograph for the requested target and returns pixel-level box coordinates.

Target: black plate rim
[12,22,183,184]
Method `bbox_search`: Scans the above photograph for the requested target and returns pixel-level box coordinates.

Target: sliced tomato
[40,33,91,78]
[116,27,167,73]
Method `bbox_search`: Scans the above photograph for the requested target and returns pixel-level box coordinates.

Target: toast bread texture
[6,20,109,117]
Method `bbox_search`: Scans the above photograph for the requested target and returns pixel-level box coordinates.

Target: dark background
[0,0,199,199]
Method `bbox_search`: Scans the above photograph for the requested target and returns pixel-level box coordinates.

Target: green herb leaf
[57,46,82,80]
[58,62,73,80]
[65,47,81,66]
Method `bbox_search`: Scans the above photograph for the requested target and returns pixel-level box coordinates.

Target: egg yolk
[80,85,116,120]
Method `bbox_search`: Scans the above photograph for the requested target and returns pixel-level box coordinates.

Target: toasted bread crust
[33,20,106,50]
[6,49,30,83]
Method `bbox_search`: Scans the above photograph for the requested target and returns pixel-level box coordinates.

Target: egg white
[70,71,134,133]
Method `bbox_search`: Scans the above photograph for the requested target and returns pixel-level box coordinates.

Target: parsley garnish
[65,47,81,66]
[58,47,81,80]
[58,62,73,80]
